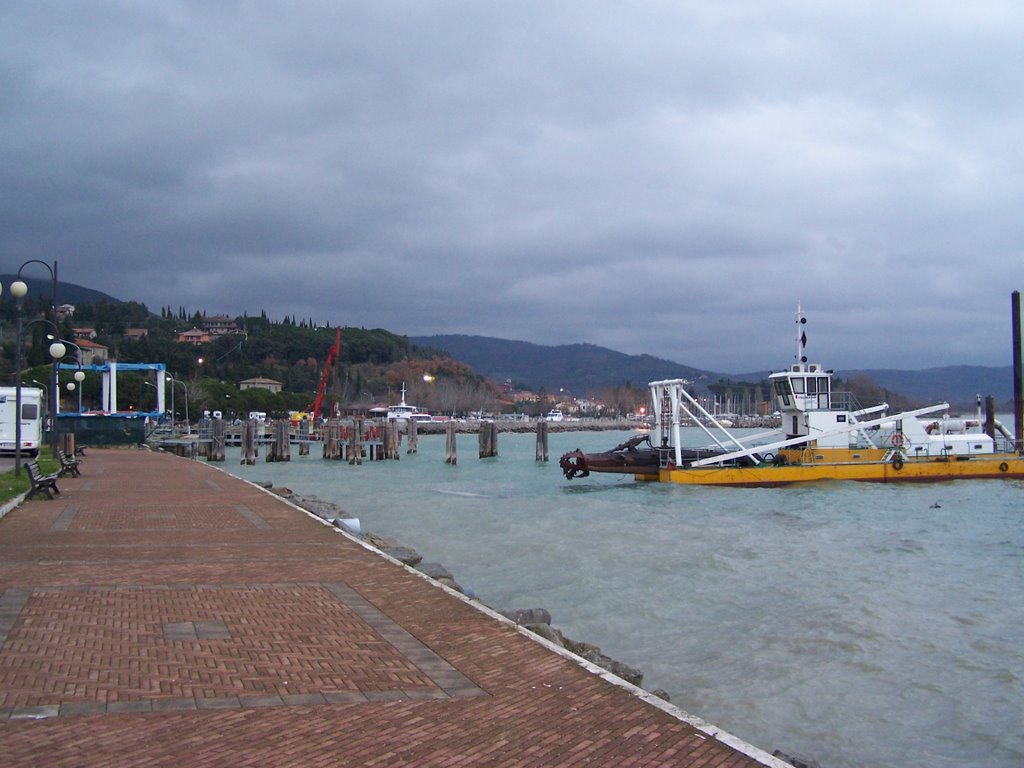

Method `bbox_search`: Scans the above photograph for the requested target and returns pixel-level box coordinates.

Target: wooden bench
[57,448,81,477]
[26,461,60,500]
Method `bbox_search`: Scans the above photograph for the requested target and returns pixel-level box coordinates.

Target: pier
[0,449,788,767]
[168,416,638,465]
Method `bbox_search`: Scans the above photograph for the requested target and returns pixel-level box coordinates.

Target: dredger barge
[560,307,1024,487]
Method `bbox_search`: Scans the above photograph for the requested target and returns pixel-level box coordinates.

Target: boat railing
[830,391,868,413]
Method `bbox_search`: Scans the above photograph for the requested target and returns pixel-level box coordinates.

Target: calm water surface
[225,429,1023,768]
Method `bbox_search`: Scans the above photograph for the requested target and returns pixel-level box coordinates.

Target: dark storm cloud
[2,1,1023,372]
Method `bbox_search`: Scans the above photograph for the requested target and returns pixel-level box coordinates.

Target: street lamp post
[53,338,86,415]
[8,260,60,475]
[171,377,190,435]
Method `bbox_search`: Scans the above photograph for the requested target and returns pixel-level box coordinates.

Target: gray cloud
[2,1,1022,372]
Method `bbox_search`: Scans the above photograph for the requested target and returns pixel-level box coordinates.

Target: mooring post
[324,419,338,460]
[276,420,290,461]
[209,418,225,462]
[349,418,363,465]
[267,421,279,462]
[384,421,400,460]
[536,419,549,461]
[445,421,457,465]
[407,418,418,454]
[479,420,498,458]
[298,417,309,456]
[241,419,256,465]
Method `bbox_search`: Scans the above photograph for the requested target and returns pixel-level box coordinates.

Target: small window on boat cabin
[790,377,805,394]
[773,379,792,406]
[806,377,818,395]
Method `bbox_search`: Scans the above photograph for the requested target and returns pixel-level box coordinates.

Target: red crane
[309,326,341,421]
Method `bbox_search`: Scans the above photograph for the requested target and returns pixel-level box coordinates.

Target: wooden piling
[445,421,457,465]
[479,420,498,458]
[323,419,340,460]
[348,419,363,465]
[407,418,418,454]
[267,420,290,462]
[267,422,279,462]
[241,419,257,465]
[383,421,401,460]
[298,418,310,456]
[535,419,549,461]
[209,419,226,462]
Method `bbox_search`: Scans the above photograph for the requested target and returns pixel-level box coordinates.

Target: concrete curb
[0,491,29,521]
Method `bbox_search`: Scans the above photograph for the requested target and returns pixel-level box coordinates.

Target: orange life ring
[891,433,905,448]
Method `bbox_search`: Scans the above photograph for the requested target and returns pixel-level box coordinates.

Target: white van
[0,387,43,456]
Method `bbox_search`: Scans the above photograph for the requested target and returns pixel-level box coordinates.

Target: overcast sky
[2,2,1022,373]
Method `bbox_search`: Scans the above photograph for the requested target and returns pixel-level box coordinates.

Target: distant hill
[838,366,1014,408]
[414,334,1015,408]
[3,275,1011,409]
[411,334,719,393]
[0,274,123,306]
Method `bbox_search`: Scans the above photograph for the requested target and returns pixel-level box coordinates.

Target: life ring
[891,432,905,448]
[892,456,904,471]
[999,462,1009,472]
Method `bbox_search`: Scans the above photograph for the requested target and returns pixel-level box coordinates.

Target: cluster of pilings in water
[194,416,553,467]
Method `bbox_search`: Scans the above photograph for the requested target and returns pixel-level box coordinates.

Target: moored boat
[382,384,432,422]
[560,309,1024,486]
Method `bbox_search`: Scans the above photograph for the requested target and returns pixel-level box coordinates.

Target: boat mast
[795,305,808,368]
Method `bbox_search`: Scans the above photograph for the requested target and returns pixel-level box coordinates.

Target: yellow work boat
[561,309,1024,487]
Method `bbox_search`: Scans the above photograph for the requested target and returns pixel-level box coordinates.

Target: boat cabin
[770,363,843,442]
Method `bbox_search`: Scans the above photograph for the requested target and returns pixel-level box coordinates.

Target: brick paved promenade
[0,449,786,767]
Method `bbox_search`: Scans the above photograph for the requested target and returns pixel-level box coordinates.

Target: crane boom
[310,326,341,421]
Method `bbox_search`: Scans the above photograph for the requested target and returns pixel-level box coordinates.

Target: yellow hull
[649,452,1024,487]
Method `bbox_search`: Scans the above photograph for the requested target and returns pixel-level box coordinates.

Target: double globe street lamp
[4,260,63,476]
[53,337,87,413]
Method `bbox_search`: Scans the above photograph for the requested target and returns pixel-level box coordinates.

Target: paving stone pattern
[0,449,774,767]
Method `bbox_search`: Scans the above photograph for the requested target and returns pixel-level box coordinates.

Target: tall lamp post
[169,376,190,435]
[7,260,60,476]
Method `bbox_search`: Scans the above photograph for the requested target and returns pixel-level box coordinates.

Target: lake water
[223,428,1023,768]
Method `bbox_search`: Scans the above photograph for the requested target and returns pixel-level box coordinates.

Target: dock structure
[0,450,788,768]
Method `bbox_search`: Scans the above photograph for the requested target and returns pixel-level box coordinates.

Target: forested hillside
[0,298,496,419]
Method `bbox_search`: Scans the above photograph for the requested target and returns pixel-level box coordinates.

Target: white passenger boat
[386,384,432,422]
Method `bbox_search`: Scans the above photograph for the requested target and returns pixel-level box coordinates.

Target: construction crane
[309,326,341,422]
